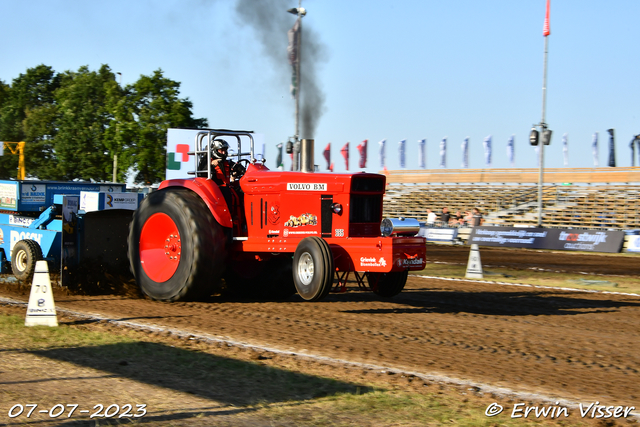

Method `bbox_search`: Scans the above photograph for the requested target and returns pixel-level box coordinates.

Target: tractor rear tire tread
[128,189,227,301]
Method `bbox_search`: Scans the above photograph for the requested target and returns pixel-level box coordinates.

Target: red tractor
[128,130,426,301]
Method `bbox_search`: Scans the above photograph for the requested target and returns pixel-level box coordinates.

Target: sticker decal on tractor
[285,230,318,235]
[287,183,327,191]
[398,256,425,267]
[360,257,387,267]
[268,204,280,224]
[284,213,317,228]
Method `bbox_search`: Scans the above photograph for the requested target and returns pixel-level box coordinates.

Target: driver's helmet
[211,139,229,161]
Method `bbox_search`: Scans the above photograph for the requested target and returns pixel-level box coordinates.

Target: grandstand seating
[382,168,640,230]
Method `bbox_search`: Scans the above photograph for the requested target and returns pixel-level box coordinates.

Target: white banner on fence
[627,235,640,252]
[419,227,458,242]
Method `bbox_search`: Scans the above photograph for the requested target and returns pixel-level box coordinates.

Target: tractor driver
[209,138,247,184]
[210,139,236,187]
[209,139,245,219]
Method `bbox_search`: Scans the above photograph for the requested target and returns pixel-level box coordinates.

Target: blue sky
[1,0,639,174]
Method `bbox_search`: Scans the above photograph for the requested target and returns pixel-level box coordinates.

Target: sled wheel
[367,270,409,298]
[292,237,334,301]
[11,239,42,282]
[128,189,227,301]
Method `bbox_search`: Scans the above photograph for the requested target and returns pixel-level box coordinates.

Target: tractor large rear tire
[292,237,333,301]
[128,189,227,301]
[367,270,409,298]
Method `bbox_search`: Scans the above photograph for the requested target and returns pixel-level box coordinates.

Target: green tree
[0,65,60,179]
[0,80,9,108]
[123,69,207,184]
[0,65,206,183]
[103,80,133,183]
[47,65,121,181]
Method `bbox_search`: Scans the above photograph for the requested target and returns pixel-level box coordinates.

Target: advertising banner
[626,235,640,253]
[0,181,125,212]
[0,182,17,209]
[61,195,79,286]
[80,191,143,212]
[469,226,625,253]
[419,227,458,242]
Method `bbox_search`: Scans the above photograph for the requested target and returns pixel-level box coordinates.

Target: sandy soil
[1,245,639,425]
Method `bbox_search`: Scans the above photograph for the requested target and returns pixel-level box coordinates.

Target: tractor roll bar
[189,129,256,179]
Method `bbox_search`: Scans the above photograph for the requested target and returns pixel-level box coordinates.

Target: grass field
[0,311,611,426]
[417,262,640,295]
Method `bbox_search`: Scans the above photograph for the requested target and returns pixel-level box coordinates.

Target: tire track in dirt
[3,268,640,407]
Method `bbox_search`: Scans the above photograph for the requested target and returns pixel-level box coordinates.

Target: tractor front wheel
[292,237,333,301]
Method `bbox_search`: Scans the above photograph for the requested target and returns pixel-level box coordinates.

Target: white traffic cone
[465,244,484,279]
[25,261,58,327]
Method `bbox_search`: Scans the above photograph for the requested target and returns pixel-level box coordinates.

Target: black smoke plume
[235,0,327,139]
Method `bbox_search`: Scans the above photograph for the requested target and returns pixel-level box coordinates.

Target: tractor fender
[158,178,233,228]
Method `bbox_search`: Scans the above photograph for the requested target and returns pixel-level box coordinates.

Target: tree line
[0,64,208,184]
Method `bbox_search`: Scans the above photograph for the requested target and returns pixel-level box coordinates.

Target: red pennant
[340,142,349,171]
[323,143,331,170]
[543,0,550,36]
[357,139,368,169]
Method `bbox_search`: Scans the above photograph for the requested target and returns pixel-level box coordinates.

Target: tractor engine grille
[349,194,383,237]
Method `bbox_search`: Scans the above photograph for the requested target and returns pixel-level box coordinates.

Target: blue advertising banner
[469,227,625,253]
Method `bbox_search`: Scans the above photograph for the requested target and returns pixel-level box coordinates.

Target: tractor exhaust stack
[300,139,314,173]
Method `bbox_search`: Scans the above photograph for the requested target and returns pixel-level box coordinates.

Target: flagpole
[537,33,548,228]
[287,1,305,170]
[537,0,551,228]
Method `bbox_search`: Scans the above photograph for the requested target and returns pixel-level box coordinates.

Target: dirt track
[1,245,640,408]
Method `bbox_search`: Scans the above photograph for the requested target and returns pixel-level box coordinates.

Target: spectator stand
[382,167,640,251]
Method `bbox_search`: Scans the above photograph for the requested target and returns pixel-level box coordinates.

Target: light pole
[287,2,306,171]
[113,72,122,183]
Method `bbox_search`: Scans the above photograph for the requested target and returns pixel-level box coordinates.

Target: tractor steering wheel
[232,159,250,180]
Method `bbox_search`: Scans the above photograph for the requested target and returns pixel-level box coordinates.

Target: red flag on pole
[357,139,368,169]
[543,0,551,36]
[340,142,349,171]
[323,143,331,171]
